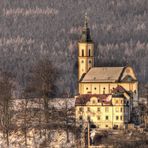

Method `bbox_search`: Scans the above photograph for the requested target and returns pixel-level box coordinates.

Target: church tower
[78,14,94,80]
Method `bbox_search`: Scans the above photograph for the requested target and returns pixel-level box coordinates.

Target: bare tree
[25,56,58,145]
[54,98,75,143]
[19,99,32,147]
[0,71,14,146]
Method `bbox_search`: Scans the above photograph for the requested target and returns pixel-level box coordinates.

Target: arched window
[82,49,84,56]
[89,49,91,56]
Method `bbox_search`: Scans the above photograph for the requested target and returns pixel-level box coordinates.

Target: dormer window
[92,100,95,104]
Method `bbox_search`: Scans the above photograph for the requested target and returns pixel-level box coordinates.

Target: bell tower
[78,14,94,80]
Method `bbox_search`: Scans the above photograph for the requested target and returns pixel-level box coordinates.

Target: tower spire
[80,13,92,43]
[84,12,88,29]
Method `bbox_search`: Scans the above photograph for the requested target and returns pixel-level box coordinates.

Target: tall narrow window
[103,88,105,94]
[106,116,109,120]
[120,107,122,112]
[120,116,122,120]
[89,49,91,56]
[82,49,84,56]
[116,116,119,120]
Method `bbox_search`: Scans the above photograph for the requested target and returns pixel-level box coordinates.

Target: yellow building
[75,86,131,129]
[75,15,138,129]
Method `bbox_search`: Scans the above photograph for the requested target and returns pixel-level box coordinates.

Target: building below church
[75,15,138,129]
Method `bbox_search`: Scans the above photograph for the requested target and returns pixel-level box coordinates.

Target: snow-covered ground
[12,98,75,111]
[0,98,76,148]
[0,129,76,148]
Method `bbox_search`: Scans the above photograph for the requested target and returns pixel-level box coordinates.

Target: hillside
[0,0,148,97]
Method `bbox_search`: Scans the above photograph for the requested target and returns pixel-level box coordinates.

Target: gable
[86,97,99,105]
[120,66,137,82]
[122,75,135,82]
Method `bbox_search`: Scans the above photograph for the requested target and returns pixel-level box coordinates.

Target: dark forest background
[0,0,148,97]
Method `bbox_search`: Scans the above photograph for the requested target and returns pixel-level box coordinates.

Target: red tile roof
[75,85,131,106]
[111,85,126,93]
[75,94,111,105]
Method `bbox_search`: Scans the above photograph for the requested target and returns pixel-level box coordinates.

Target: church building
[75,16,138,129]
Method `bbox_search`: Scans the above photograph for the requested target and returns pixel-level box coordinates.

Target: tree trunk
[39,98,42,138]
[43,96,49,124]
[43,96,49,146]
[66,126,69,143]
[24,128,27,147]
[24,101,28,147]
[6,130,9,147]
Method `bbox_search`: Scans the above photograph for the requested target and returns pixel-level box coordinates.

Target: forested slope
[0,0,148,97]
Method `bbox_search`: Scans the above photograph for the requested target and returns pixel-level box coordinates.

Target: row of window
[85,87,107,94]
[85,87,105,90]
[79,107,123,112]
[81,60,92,64]
[115,107,123,112]
[81,49,92,56]
[79,115,123,121]
[79,107,100,112]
